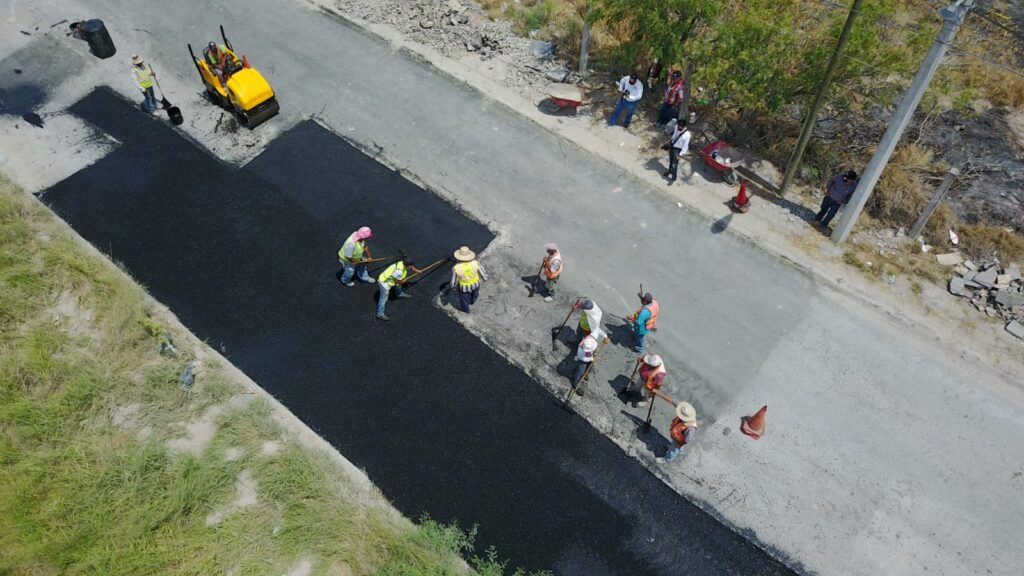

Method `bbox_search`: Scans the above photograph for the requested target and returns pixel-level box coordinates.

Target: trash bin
[80,19,116,59]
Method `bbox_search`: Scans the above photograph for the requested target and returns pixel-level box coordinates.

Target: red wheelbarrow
[540,83,586,114]
[700,140,745,186]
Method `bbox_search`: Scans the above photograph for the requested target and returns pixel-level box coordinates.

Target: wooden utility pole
[908,167,960,239]
[778,0,864,197]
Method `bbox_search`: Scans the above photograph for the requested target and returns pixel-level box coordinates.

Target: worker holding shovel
[621,354,666,408]
[338,226,374,286]
[375,256,421,321]
[130,54,158,113]
[571,327,607,398]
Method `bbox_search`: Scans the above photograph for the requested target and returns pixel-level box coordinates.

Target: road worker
[574,299,603,343]
[130,55,158,113]
[376,257,421,321]
[338,226,373,286]
[622,354,666,406]
[628,292,659,353]
[572,327,607,397]
[451,246,487,313]
[204,41,230,87]
[657,402,697,463]
[541,243,563,302]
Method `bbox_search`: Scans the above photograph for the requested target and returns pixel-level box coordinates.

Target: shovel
[551,298,580,352]
[150,65,183,126]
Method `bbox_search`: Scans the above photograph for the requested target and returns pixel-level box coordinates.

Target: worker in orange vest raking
[451,246,488,313]
[657,401,697,463]
[627,291,659,353]
[621,354,666,407]
[541,243,563,302]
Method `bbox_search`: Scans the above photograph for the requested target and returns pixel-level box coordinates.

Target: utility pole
[778,0,863,197]
[578,3,592,77]
[908,167,960,239]
[832,0,974,243]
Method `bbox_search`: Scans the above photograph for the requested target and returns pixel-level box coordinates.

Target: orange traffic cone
[740,405,767,439]
[730,181,751,213]
[242,54,250,69]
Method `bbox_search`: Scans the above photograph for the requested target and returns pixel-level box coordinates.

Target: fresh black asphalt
[40,88,797,576]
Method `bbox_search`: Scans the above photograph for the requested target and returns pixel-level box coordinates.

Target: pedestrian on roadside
[607,73,644,129]
[628,292,659,353]
[663,119,691,185]
[657,69,685,125]
[376,257,422,321]
[450,246,487,313]
[622,354,666,406]
[131,55,158,113]
[574,298,603,343]
[572,327,608,397]
[540,243,563,302]
[338,226,373,286]
[657,401,697,463]
[813,169,859,229]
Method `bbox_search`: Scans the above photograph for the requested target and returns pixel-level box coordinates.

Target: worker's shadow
[620,410,672,457]
[550,324,580,354]
[605,320,636,351]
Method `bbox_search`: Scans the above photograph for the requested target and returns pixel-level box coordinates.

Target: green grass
[0,178,544,575]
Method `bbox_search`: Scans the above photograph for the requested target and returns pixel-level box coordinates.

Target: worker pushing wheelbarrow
[700,140,745,186]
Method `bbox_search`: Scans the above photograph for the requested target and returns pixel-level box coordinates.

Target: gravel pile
[947,260,1024,339]
[334,0,582,93]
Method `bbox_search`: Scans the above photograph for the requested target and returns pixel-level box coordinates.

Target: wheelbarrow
[700,140,744,186]
[540,83,586,114]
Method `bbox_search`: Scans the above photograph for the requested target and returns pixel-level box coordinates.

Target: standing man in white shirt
[607,73,644,129]
[664,120,692,184]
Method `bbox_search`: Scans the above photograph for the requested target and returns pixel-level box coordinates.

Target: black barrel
[81,20,116,59]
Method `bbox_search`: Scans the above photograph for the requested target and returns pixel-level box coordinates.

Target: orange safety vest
[633,299,660,330]
[642,364,666,391]
[670,418,691,446]
[542,251,563,279]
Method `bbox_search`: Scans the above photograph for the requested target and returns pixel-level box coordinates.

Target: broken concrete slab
[1005,265,1021,280]
[995,290,1024,308]
[936,252,964,266]
[952,264,969,277]
[1006,320,1024,340]
[949,277,966,296]
[964,260,978,271]
[974,268,998,289]
[997,273,1013,286]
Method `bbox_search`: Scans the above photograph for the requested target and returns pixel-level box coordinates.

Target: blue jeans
[665,443,685,461]
[657,101,678,125]
[455,285,479,313]
[376,282,404,317]
[608,98,638,128]
[633,331,646,353]
[142,86,158,112]
[340,259,370,284]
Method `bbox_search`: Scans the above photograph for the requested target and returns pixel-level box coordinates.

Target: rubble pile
[333,0,582,93]
[946,259,1024,340]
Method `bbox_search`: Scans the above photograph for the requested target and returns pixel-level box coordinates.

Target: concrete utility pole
[908,167,960,239]
[832,0,974,243]
[578,3,592,77]
[779,0,864,197]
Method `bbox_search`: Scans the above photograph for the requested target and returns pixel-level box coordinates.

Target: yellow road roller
[188,26,279,128]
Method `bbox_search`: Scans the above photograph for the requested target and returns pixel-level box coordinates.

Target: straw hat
[131,54,144,65]
[453,246,476,262]
[581,336,598,352]
[675,402,697,425]
[642,354,662,367]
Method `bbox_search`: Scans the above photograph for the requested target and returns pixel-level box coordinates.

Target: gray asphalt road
[4,0,1024,574]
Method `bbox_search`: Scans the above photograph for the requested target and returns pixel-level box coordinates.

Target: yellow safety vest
[338,232,365,262]
[455,261,480,287]
[133,66,153,89]
[378,261,406,287]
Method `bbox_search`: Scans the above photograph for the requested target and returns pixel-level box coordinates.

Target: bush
[959,224,1024,264]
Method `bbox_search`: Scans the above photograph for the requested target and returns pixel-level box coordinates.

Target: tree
[591,0,721,70]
